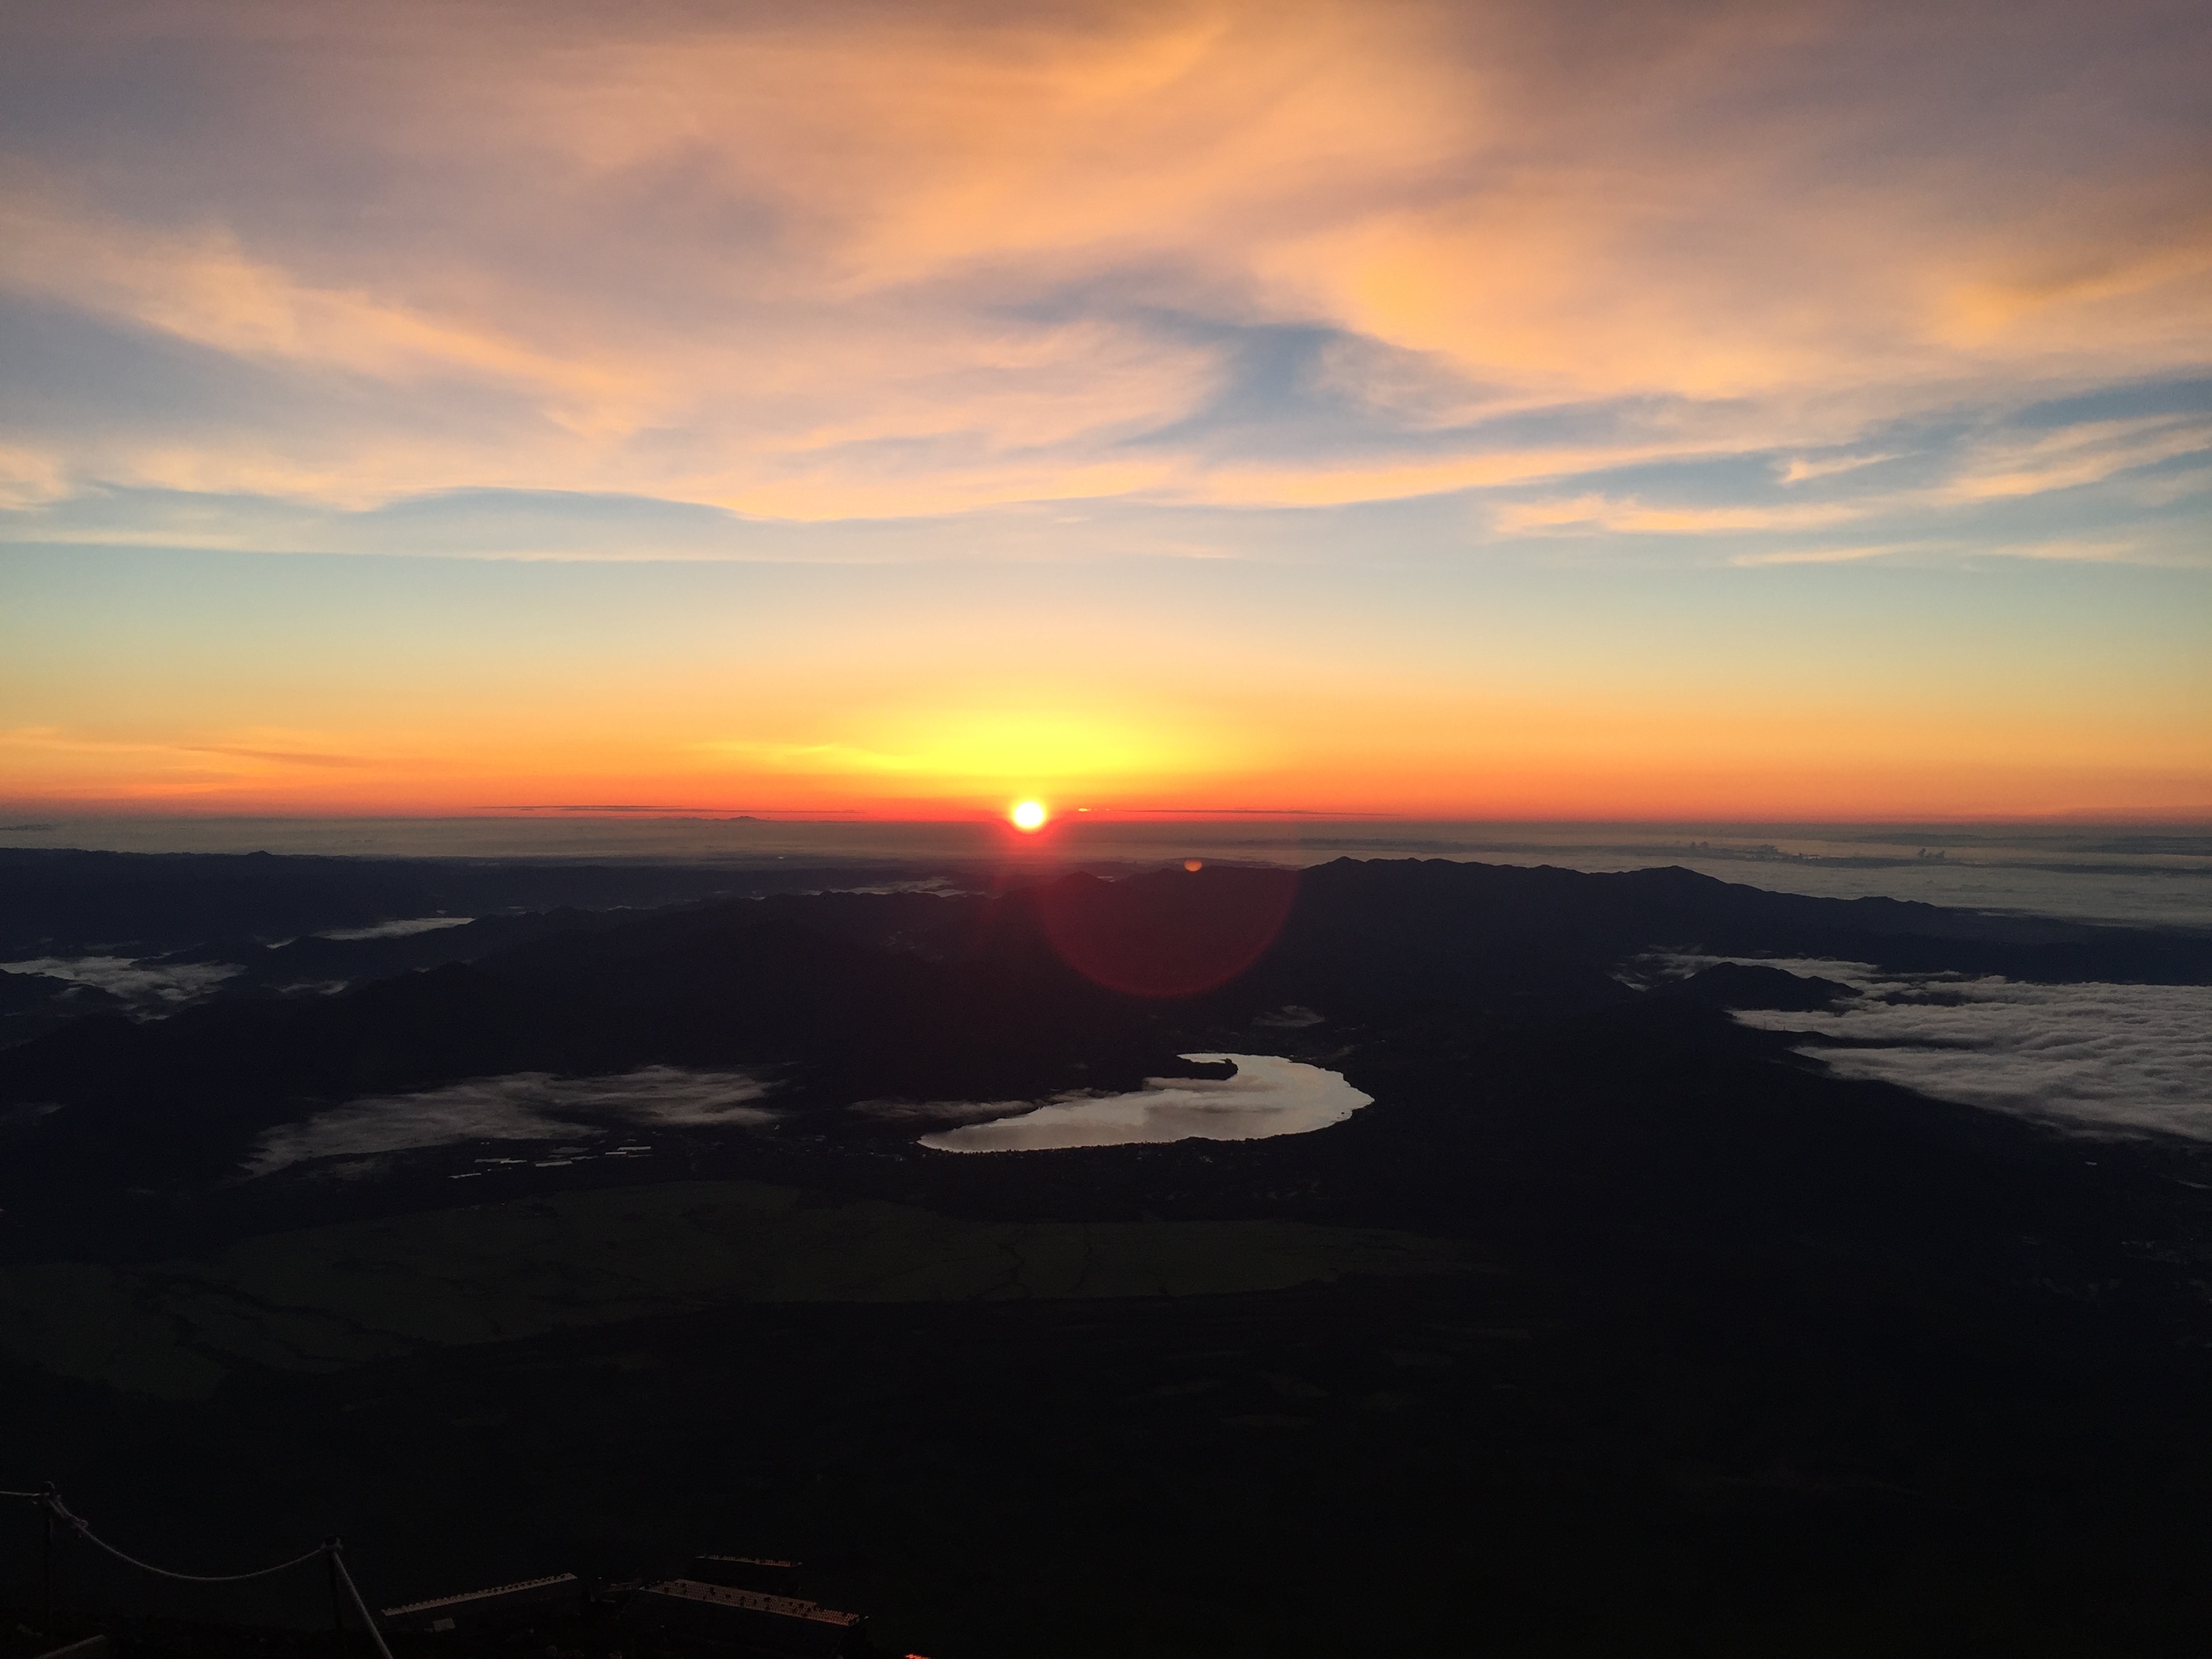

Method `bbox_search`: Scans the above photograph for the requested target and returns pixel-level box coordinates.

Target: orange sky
[0,1,2207,819]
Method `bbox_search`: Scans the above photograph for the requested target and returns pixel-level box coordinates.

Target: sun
[1010,799,1048,832]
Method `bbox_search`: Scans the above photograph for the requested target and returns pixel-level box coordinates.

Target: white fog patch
[246,1065,774,1174]
[918,1054,1370,1154]
[316,916,474,941]
[247,1078,587,1174]
[0,955,239,1004]
[1686,956,2212,1139]
[572,1066,777,1126]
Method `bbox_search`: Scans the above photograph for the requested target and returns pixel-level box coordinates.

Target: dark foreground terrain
[2,848,2211,1656]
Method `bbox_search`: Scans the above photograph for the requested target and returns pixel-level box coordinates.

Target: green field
[0,1181,1473,1398]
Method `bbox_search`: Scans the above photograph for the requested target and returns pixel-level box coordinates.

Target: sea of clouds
[1696,958,2212,1139]
[246,1065,774,1175]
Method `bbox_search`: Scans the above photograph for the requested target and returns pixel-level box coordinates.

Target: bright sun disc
[1010,800,1048,832]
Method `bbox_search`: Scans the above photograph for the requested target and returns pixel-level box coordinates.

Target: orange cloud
[1493,495,1866,536]
[1938,417,2212,503]
[3,1,2203,518]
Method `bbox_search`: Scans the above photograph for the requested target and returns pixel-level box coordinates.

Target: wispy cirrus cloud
[0,443,68,509]
[1776,453,1899,485]
[1494,495,1868,537]
[0,0,2204,537]
[1936,415,2212,503]
[1727,542,1930,568]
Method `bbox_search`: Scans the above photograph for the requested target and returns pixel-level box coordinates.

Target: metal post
[327,1538,346,1650]
[329,1544,398,1659]
[40,1484,56,1637]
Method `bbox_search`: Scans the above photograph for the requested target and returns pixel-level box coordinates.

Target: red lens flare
[1036,864,1298,998]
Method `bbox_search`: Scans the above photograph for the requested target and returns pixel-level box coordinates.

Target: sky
[1,0,2207,820]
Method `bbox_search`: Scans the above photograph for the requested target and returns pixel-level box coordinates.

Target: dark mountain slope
[4,857,2212,1655]
[1,858,2201,1285]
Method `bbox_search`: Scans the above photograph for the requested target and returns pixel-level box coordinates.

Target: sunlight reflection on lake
[918,1054,1370,1153]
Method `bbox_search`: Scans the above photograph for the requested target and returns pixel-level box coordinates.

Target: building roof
[381,1572,579,1619]
[636,1578,863,1629]
[694,1555,800,1570]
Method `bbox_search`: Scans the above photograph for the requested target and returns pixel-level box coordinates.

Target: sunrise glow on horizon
[1,2,2206,824]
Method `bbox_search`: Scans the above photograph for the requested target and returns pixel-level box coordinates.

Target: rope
[30,1489,398,1656]
[45,1496,330,1585]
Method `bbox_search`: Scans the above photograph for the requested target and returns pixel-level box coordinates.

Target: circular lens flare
[1010,800,1048,832]
[1036,865,1300,998]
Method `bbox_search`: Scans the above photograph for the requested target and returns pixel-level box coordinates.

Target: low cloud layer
[1702,958,2212,1139]
[247,1066,773,1174]
[0,954,238,1005]
[918,1054,1370,1154]
[316,916,474,941]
